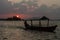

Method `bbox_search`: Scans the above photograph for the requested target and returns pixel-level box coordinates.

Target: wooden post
[47,20,49,27]
[24,20,27,27]
[39,20,41,27]
[31,20,33,26]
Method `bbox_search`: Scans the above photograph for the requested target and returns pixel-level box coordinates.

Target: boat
[24,16,57,32]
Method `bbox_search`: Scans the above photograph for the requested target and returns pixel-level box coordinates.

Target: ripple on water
[0,21,60,40]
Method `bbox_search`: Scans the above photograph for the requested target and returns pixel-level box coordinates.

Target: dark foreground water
[0,21,60,40]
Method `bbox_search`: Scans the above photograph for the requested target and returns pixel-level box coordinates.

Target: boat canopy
[24,16,50,27]
[40,16,49,20]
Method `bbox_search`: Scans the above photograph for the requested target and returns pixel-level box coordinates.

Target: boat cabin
[39,16,49,27]
[24,16,50,27]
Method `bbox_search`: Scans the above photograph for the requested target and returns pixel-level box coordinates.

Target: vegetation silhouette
[6,16,22,21]
[0,16,22,21]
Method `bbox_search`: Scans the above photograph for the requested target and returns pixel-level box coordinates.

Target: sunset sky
[0,0,60,19]
[8,0,60,6]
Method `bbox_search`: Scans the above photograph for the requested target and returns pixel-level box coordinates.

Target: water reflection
[0,27,58,40]
[22,29,58,40]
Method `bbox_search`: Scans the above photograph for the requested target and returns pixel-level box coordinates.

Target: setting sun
[16,15,19,18]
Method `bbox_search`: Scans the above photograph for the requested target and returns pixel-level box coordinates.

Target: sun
[16,15,19,18]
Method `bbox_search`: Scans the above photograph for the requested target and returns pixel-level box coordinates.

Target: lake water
[0,21,60,40]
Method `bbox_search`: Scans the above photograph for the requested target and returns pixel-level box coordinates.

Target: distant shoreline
[0,19,60,21]
[0,19,24,21]
[0,16,23,21]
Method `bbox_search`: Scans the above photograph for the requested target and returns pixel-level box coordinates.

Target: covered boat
[24,16,57,32]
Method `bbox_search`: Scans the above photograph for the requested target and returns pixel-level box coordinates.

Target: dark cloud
[0,0,14,14]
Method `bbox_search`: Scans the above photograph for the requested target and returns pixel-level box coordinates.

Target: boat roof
[40,16,49,20]
[24,16,49,21]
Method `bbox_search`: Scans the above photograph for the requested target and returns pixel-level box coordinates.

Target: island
[0,16,23,21]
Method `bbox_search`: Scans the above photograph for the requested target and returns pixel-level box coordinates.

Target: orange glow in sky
[0,13,32,19]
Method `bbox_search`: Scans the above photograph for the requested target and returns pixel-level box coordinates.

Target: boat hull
[25,25,57,32]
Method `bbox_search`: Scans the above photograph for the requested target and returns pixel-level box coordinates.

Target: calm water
[0,21,60,40]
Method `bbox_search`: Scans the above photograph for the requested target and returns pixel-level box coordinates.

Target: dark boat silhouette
[24,16,57,32]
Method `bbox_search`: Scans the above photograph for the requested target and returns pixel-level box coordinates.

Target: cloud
[30,4,60,19]
[38,0,60,7]
[0,0,60,19]
[0,0,14,14]
[8,0,22,3]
